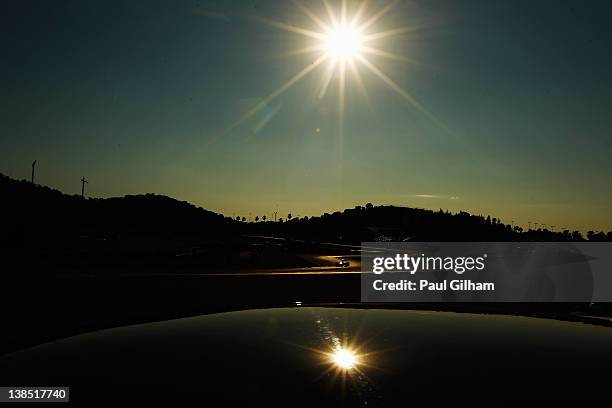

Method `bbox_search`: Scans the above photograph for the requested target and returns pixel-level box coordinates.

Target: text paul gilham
[373,279,495,292]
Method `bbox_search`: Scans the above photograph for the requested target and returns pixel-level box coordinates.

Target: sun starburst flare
[226,0,431,137]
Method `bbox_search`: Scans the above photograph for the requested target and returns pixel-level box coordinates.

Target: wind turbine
[81,177,88,197]
[31,160,37,184]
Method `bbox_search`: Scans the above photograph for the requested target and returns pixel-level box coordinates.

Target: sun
[331,347,359,370]
[226,1,431,140]
[325,26,363,61]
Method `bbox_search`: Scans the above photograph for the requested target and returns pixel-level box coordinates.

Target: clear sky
[2,0,611,232]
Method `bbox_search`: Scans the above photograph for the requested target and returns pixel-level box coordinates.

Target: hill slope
[0,173,234,250]
[2,173,609,252]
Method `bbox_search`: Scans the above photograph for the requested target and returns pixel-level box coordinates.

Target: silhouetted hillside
[247,205,612,243]
[0,173,235,251]
[2,173,610,254]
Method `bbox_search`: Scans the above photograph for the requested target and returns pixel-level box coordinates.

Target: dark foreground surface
[1,307,612,406]
[1,272,608,357]
[0,272,360,355]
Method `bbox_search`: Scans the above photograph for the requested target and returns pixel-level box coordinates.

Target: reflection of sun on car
[336,258,350,267]
[4,307,612,405]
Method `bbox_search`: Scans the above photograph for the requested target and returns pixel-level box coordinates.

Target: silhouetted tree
[571,230,584,241]
[588,230,607,241]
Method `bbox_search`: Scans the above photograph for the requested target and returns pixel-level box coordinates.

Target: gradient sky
[2,0,611,232]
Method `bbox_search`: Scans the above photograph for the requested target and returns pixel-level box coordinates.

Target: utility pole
[81,177,88,197]
[31,160,37,184]
[274,211,277,222]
